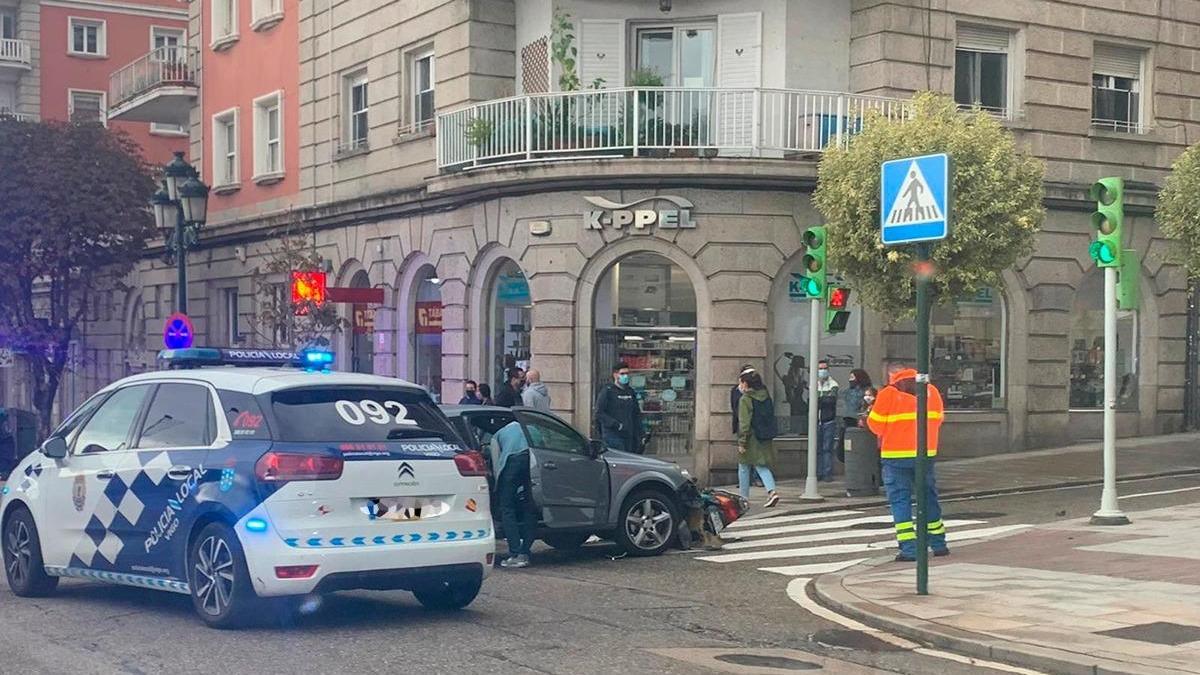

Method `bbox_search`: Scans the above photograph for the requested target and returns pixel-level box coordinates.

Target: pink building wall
[39,0,189,165]
[201,0,300,216]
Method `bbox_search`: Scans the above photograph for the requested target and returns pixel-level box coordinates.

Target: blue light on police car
[301,349,335,370]
[246,517,269,533]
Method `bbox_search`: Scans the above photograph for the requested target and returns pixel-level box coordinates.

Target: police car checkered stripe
[284,529,491,549]
[44,565,190,594]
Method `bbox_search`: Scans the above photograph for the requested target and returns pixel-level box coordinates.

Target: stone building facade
[22,0,1200,482]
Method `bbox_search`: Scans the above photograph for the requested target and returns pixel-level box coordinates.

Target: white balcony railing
[0,110,35,122]
[109,46,199,111]
[0,38,32,67]
[436,87,912,170]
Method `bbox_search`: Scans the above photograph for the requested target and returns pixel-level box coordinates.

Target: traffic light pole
[802,295,824,502]
[1091,265,1130,525]
[914,242,931,595]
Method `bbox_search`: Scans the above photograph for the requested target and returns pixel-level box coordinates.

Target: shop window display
[1069,271,1137,409]
[489,260,532,388]
[413,267,443,401]
[594,254,697,456]
[930,288,1005,410]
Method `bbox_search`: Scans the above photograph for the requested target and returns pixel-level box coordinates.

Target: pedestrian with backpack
[736,369,780,508]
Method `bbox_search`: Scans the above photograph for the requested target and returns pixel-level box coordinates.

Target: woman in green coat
[737,370,780,508]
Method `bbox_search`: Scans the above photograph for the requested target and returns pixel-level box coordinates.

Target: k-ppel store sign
[583,195,697,233]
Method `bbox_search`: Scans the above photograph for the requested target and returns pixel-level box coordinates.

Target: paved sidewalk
[815,503,1200,675]
[728,432,1200,518]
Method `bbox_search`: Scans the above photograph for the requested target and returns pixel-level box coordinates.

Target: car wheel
[188,522,256,629]
[616,490,677,557]
[3,508,58,597]
[412,576,482,611]
[541,533,592,551]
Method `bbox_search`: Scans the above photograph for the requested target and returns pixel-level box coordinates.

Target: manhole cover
[1097,622,1200,646]
[714,654,822,670]
[848,521,894,530]
[944,511,1006,519]
[810,629,904,652]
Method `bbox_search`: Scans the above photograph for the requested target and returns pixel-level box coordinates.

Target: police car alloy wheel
[616,490,677,557]
[188,522,255,628]
[412,575,482,611]
[3,508,59,597]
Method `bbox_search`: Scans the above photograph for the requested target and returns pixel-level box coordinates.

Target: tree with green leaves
[252,233,347,348]
[1157,141,1200,278]
[0,118,156,436]
[813,93,1045,315]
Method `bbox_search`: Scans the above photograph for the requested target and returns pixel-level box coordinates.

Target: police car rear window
[217,389,270,440]
[269,387,458,443]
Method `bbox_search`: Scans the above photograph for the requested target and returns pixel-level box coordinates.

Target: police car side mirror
[41,436,68,459]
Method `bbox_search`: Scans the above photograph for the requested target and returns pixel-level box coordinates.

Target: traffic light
[801,226,827,299]
[291,270,327,315]
[1088,177,1124,268]
[826,286,851,334]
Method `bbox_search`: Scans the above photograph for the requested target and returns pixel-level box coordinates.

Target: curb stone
[810,561,1189,675]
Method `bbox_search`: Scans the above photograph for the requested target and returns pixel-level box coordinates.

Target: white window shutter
[1094,44,1142,79]
[957,24,1011,52]
[717,12,762,88]
[578,20,624,89]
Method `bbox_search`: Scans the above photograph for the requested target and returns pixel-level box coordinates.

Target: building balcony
[108,46,198,125]
[0,38,32,71]
[0,110,35,122]
[436,87,911,172]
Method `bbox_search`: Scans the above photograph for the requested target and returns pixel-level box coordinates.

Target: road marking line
[698,524,1030,563]
[1118,485,1200,500]
[722,519,985,550]
[725,509,863,529]
[786,578,1046,674]
[758,559,867,576]
[727,515,898,539]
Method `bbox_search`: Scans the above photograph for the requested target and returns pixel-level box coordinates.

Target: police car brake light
[255,451,344,482]
[454,450,488,477]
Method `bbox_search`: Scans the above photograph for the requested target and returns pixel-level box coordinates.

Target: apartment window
[411,50,435,130]
[224,288,241,344]
[212,108,239,188]
[251,0,284,31]
[268,283,290,346]
[152,26,183,60]
[1,11,16,40]
[211,0,238,49]
[68,90,105,125]
[1093,44,1145,133]
[954,24,1012,116]
[344,71,369,152]
[69,18,105,57]
[253,91,283,181]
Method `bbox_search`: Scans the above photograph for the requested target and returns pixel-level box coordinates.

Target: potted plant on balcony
[629,68,667,157]
[465,117,495,157]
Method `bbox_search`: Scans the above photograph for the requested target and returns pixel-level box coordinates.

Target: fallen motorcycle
[678,481,750,550]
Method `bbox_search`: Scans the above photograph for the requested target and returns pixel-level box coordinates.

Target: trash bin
[843,426,880,497]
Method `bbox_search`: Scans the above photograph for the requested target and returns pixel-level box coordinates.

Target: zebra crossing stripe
[727,515,898,539]
[698,524,1031,563]
[725,510,863,529]
[757,559,867,577]
[720,519,985,550]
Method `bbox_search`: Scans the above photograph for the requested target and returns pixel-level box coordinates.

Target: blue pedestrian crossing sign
[880,153,951,245]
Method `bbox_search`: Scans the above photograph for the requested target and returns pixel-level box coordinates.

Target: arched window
[487,259,531,388]
[594,253,697,456]
[349,270,374,374]
[412,265,443,399]
[1069,270,1137,410]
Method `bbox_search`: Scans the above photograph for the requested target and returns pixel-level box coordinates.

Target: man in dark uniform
[494,367,525,408]
[595,363,643,454]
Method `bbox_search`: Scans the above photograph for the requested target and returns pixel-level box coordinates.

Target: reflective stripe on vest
[880,448,940,459]
[869,411,944,423]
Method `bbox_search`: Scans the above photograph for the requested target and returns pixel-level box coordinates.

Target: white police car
[0,348,494,628]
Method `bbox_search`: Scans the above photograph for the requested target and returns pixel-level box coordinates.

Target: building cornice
[41,0,188,21]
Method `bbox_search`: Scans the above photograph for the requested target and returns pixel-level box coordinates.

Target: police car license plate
[360,497,449,522]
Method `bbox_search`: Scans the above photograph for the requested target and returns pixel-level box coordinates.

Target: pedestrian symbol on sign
[886,162,944,226]
[879,153,951,246]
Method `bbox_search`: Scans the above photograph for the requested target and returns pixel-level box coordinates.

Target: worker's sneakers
[894,553,916,563]
[500,554,530,569]
[764,491,780,508]
[933,548,951,558]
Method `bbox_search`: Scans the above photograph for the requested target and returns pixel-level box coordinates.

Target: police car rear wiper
[386,428,451,441]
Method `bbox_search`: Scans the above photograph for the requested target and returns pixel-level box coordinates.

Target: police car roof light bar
[157,347,335,370]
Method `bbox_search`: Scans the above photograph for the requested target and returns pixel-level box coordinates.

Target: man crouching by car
[492,420,538,569]
[595,362,643,454]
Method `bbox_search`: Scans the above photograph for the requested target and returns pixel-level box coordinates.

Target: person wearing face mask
[595,363,643,454]
[459,380,484,405]
[494,367,525,408]
[838,369,874,463]
[815,360,840,482]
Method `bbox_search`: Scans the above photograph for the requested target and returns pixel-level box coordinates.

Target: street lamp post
[152,151,210,315]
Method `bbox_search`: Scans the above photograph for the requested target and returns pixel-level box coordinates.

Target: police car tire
[188,522,257,629]
[3,508,58,597]
[412,576,482,611]
[615,489,678,557]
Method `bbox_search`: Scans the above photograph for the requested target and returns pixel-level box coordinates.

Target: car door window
[136,383,215,448]
[72,385,152,454]
[519,413,587,455]
[465,413,515,450]
[53,393,108,447]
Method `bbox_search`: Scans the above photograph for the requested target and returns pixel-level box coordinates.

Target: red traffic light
[291,270,327,315]
[828,287,850,310]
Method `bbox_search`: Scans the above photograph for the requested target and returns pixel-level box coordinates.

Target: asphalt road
[2,474,1196,675]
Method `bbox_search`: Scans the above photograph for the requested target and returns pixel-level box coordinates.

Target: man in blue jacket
[492,420,538,568]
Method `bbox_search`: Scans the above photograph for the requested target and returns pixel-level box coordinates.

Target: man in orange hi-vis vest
[867,364,950,562]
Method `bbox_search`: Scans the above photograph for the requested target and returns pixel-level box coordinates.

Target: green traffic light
[804,278,822,297]
[1090,241,1116,265]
